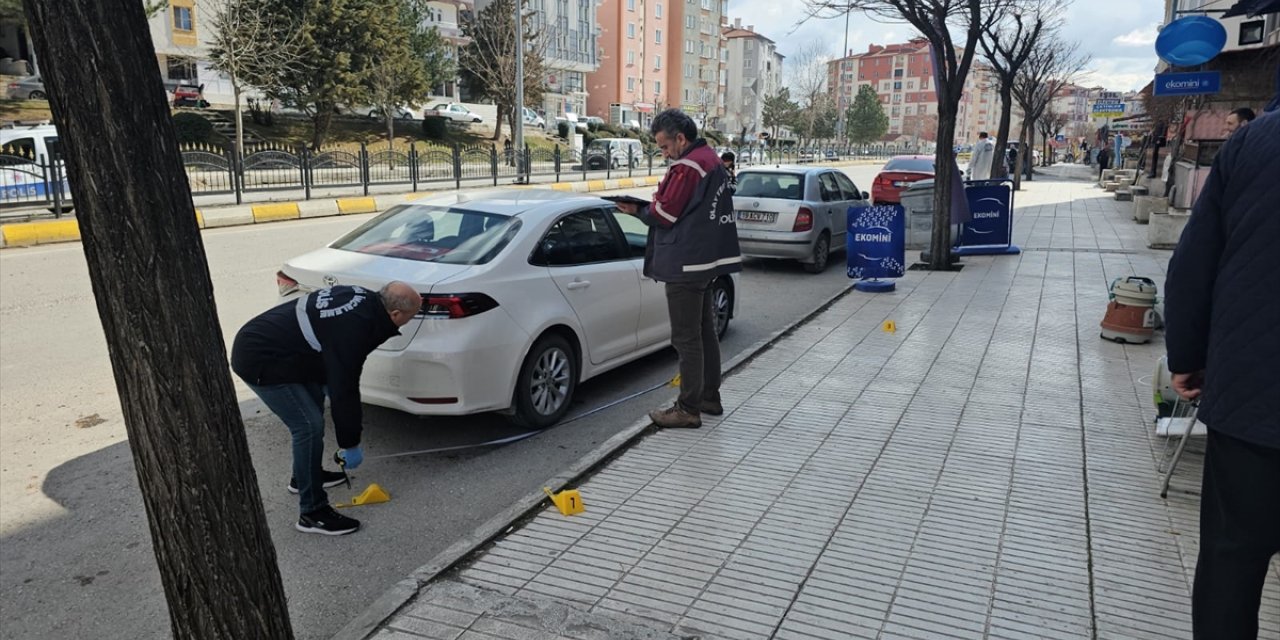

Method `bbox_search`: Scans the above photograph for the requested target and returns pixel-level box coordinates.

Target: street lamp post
[513,0,525,183]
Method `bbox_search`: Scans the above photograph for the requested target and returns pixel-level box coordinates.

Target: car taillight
[421,293,499,319]
[277,270,299,297]
[793,207,813,232]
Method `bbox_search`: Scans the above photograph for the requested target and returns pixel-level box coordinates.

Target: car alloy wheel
[30,91,45,100]
[513,333,577,428]
[804,233,830,274]
[712,278,732,339]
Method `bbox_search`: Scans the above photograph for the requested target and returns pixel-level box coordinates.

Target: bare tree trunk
[928,108,960,271]
[22,1,294,638]
[1013,121,1028,191]
[493,103,506,141]
[992,87,1013,178]
[311,103,334,151]
[386,112,395,146]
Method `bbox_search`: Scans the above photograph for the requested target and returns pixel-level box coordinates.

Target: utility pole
[514,0,525,183]
[836,5,850,141]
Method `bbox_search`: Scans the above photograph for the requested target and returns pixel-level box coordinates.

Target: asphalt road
[0,165,881,639]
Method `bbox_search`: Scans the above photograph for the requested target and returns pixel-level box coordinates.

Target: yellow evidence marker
[542,487,585,516]
[334,483,391,508]
[882,320,897,333]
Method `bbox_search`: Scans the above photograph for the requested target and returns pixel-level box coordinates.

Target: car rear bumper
[737,230,816,259]
[359,309,529,416]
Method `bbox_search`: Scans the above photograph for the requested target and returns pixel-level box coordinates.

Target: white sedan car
[276,190,739,428]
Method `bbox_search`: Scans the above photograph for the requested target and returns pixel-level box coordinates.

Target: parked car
[871,155,935,204]
[6,76,44,100]
[349,104,416,120]
[275,190,739,427]
[584,116,606,129]
[732,166,869,274]
[521,107,546,130]
[583,138,642,170]
[425,103,483,124]
[563,113,589,132]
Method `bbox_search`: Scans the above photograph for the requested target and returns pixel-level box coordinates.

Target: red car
[871,155,935,204]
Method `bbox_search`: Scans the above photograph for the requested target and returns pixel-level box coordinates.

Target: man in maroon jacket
[616,109,742,429]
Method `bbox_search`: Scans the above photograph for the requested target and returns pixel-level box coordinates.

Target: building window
[745,58,752,68]
[627,50,636,65]
[893,81,901,90]
[893,68,903,78]
[686,39,694,53]
[655,2,662,17]
[655,29,662,43]
[654,80,661,94]
[166,56,197,80]
[686,15,695,28]
[628,76,636,91]
[627,0,635,10]
[627,23,636,38]
[684,89,690,101]
[654,55,662,69]
[173,6,194,31]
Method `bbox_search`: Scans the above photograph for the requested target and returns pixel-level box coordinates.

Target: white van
[584,138,643,170]
[0,123,70,207]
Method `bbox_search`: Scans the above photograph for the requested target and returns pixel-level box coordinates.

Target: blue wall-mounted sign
[847,204,905,281]
[1154,71,1222,96]
[1155,16,1228,66]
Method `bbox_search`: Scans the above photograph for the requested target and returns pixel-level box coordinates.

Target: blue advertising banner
[1153,71,1222,97]
[956,180,1020,256]
[847,204,905,280]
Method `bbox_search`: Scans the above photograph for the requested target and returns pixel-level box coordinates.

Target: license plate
[737,211,776,223]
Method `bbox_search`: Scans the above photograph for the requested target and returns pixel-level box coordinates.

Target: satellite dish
[1155,16,1228,66]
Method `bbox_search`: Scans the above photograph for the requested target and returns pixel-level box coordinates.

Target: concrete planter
[1149,209,1190,249]
[1134,195,1164,223]
[1105,181,1120,192]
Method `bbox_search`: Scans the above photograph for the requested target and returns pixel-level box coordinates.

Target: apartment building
[829,39,1020,146]
[585,0,671,127]
[668,0,728,128]
[481,0,601,118]
[721,20,783,140]
[421,0,475,99]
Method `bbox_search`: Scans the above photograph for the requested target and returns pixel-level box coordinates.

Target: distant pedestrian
[231,282,422,536]
[720,150,737,192]
[1224,107,1255,137]
[967,131,995,180]
[1097,143,1113,180]
[1165,111,1280,640]
[613,109,741,429]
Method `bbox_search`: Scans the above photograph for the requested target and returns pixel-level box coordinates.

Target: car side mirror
[861,191,869,200]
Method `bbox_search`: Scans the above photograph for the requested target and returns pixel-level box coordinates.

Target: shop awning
[1223,0,1280,18]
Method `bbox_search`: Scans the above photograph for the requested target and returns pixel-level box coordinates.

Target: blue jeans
[247,382,328,514]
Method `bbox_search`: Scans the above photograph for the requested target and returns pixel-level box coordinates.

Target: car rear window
[735,172,805,200]
[332,205,521,264]
[883,157,935,173]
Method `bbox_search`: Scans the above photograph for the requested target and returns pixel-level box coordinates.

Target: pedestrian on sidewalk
[1165,111,1280,640]
[231,282,422,535]
[1097,143,1113,181]
[967,131,995,181]
[1224,107,1255,137]
[720,150,737,193]
[614,109,741,429]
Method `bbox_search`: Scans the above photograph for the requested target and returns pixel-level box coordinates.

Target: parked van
[584,138,643,170]
[0,123,71,209]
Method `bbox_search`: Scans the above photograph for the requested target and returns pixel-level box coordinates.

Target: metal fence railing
[0,141,903,216]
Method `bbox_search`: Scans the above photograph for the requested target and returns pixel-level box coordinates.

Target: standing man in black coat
[1165,111,1280,640]
[232,282,422,536]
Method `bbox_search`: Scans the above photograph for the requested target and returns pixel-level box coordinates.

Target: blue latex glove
[337,446,364,470]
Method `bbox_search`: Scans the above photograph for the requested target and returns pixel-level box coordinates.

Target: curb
[330,282,859,640]
[0,160,880,250]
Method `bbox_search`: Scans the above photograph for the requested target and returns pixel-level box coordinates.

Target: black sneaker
[288,470,349,494]
[296,506,360,536]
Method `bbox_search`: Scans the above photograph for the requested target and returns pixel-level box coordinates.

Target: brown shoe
[700,398,724,416]
[649,404,702,429]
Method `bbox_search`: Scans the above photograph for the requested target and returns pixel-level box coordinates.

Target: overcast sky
[727,0,1165,92]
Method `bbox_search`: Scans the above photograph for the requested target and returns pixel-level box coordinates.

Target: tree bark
[992,86,1013,179]
[493,102,506,141]
[311,103,334,151]
[233,81,244,157]
[386,112,395,146]
[928,107,960,271]
[22,2,294,638]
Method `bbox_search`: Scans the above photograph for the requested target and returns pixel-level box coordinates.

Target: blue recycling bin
[954,179,1020,256]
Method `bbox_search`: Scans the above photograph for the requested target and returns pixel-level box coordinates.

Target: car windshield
[735,172,805,200]
[332,205,521,264]
[883,157,935,173]
[586,140,613,153]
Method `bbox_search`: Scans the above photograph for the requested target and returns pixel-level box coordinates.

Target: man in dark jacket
[615,109,742,429]
[1097,143,1113,181]
[1165,111,1280,639]
[232,281,422,535]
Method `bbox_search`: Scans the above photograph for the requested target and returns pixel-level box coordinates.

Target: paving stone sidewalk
[371,173,1280,640]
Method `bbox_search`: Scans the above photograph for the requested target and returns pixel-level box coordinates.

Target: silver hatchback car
[732,166,870,273]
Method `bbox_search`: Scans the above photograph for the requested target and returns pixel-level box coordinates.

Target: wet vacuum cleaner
[1101,276,1159,344]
